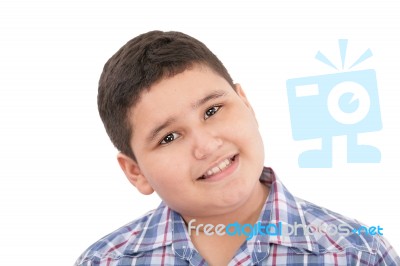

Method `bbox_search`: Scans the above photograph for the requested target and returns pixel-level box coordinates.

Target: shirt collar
[124,202,174,254]
[254,167,320,254]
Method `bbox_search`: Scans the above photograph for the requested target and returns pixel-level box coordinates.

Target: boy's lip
[197,153,239,181]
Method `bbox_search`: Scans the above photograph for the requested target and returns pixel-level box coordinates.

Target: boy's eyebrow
[147,117,177,143]
[146,90,227,143]
[191,90,227,109]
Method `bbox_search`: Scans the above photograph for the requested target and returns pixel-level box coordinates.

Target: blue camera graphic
[286,40,382,168]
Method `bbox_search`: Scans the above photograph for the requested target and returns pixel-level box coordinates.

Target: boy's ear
[117,153,155,195]
[234,83,259,126]
[234,83,254,111]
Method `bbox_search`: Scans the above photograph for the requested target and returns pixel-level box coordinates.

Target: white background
[1,0,399,264]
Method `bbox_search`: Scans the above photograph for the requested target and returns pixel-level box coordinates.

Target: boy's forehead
[134,65,228,110]
[128,65,232,136]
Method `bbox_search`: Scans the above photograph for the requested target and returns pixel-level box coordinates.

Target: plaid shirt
[75,167,400,265]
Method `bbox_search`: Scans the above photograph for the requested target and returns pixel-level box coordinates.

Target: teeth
[203,158,232,178]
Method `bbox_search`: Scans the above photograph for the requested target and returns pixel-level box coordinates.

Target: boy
[75,31,399,265]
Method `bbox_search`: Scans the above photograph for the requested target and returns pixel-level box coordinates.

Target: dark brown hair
[98,30,235,160]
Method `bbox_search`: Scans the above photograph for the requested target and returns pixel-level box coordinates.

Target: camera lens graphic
[327,81,371,125]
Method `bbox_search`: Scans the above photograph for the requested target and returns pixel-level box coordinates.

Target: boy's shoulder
[294,195,385,254]
[74,202,174,265]
[265,172,396,261]
[264,187,400,265]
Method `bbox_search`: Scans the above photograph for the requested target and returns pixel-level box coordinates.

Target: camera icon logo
[286,40,382,168]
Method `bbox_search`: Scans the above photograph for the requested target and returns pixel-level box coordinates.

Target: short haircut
[98,30,235,160]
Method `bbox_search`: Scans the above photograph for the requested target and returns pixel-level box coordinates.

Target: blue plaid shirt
[75,167,400,265]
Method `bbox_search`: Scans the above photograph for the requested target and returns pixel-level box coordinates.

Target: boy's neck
[183,181,269,229]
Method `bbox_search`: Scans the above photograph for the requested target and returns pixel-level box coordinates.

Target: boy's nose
[193,131,223,160]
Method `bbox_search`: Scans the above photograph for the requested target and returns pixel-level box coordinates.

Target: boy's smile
[118,64,266,221]
[197,154,238,182]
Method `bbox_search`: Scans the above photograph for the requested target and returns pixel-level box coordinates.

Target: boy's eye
[204,106,221,119]
[160,132,180,145]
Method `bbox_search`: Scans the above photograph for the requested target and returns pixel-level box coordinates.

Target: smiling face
[117,65,265,220]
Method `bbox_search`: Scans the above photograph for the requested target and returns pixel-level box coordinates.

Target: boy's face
[118,65,265,219]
